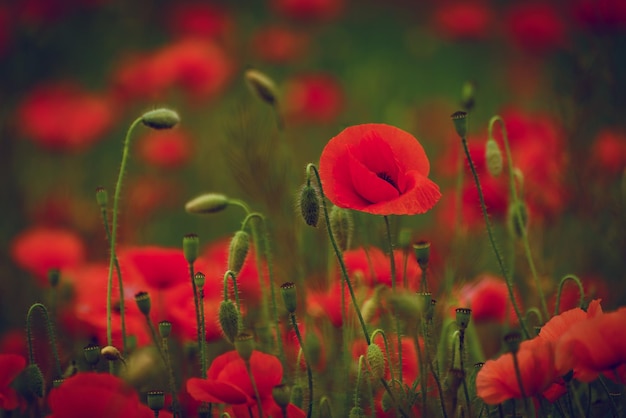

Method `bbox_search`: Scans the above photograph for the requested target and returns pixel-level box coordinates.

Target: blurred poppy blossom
[251,25,308,63]
[271,0,344,22]
[0,354,26,410]
[319,123,441,216]
[283,73,344,124]
[137,129,194,170]
[433,1,493,41]
[167,2,233,40]
[505,3,567,53]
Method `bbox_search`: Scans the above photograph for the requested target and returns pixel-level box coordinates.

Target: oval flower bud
[298,184,320,227]
[485,138,503,177]
[219,300,240,344]
[228,231,249,274]
[185,193,230,214]
[366,343,385,380]
[244,69,278,106]
[141,108,180,130]
[329,206,353,252]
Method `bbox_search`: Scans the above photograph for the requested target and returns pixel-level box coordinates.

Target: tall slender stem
[290,313,314,418]
[383,216,403,385]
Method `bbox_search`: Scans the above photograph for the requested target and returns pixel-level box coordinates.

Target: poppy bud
[366,343,385,380]
[183,233,199,264]
[147,391,165,412]
[159,321,172,339]
[507,201,528,239]
[244,69,278,106]
[280,282,298,314]
[185,193,230,214]
[228,231,249,274]
[95,186,108,208]
[194,272,206,288]
[412,240,431,270]
[48,268,60,287]
[101,345,123,362]
[451,111,468,138]
[134,291,151,316]
[329,205,353,252]
[485,138,503,177]
[381,389,392,412]
[455,308,472,331]
[349,407,366,418]
[234,332,255,362]
[19,364,45,398]
[290,384,304,408]
[219,300,240,343]
[83,343,100,366]
[298,184,320,227]
[272,384,291,409]
[141,108,180,130]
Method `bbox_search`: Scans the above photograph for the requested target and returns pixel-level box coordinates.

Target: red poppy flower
[117,247,194,290]
[476,337,560,404]
[270,0,344,22]
[0,354,26,410]
[433,1,493,41]
[460,275,522,325]
[251,25,308,64]
[574,0,626,33]
[167,2,233,40]
[48,372,153,418]
[283,73,344,125]
[137,128,193,169]
[319,123,441,216]
[187,350,304,417]
[10,226,86,286]
[17,82,115,152]
[505,3,567,54]
[590,129,626,176]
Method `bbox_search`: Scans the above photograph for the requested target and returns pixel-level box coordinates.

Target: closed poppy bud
[412,240,431,270]
[18,364,45,398]
[366,343,385,380]
[159,321,172,339]
[280,282,297,314]
[507,201,528,238]
[228,230,249,274]
[183,233,199,264]
[95,186,108,208]
[141,108,180,130]
[451,111,468,138]
[349,406,366,418]
[298,184,320,227]
[101,346,123,362]
[485,138,503,177]
[290,384,304,408]
[234,332,255,362]
[185,193,230,214]
[244,68,278,106]
[134,291,151,316]
[455,308,472,331]
[329,205,353,252]
[219,300,240,343]
[83,343,100,366]
[272,384,291,409]
[147,390,165,412]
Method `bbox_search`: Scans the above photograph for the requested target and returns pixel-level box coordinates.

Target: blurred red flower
[167,2,233,40]
[433,1,493,41]
[0,354,26,410]
[137,128,193,169]
[11,226,86,285]
[459,275,522,325]
[283,73,344,124]
[476,337,560,404]
[505,3,567,53]
[17,82,115,152]
[574,0,626,33]
[187,350,305,417]
[117,247,198,290]
[48,372,153,418]
[251,25,308,63]
[319,123,441,215]
[271,0,344,21]
[590,129,626,176]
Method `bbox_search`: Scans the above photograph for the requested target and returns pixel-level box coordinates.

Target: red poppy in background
[118,247,195,290]
[0,354,26,410]
[137,129,193,169]
[459,275,522,325]
[283,73,344,124]
[251,25,308,64]
[574,0,626,33]
[17,82,115,152]
[476,337,560,404]
[319,124,441,216]
[187,350,304,417]
[167,2,233,40]
[433,1,493,41]
[48,372,153,418]
[271,0,344,22]
[590,129,626,177]
[11,226,86,285]
[505,3,567,54]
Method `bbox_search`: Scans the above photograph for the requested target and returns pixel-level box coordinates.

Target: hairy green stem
[554,274,585,315]
[290,313,314,418]
[383,215,403,385]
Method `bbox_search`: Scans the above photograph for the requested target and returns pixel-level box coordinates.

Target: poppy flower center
[376,172,399,191]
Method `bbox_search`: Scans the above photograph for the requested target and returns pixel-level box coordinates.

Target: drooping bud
[461,81,476,112]
[412,241,431,270]
[451,111,468,138]
[366,343,385,380]
[194,272,206,288]
[485,138,503,177]
[298,184,320,227]
[20,364,45,398]
[228,231,249,274]
[134,291,151,316]
[185,193,230,214]
[244,69,278,106]
[272,384,291,409]
[234,332,255,362]
[329,205,353,252]
[95,186,108,208]
[101,345,123,362]
[159,321,172,339]
[455,308,472,331]
[183,233,199,264]
[83,343,100,366]
[48,268,60,288]
[219,300,240,343]
[141,108,180,130]
[507,201,528,239]
[280,282,297,314]
[147,390,165,412]
[504,331,522,354]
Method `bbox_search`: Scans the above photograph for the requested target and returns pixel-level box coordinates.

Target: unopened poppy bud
[194,272,206,288]
[455,308,472,331]
[159,321,172,339]
[485,138,503,177]
[451,111,468,138]
[234,332,255,362]
[101,345,123,362]
[141,108,180,130]
[398,228,412,249]
[507,201,528,239]
[185,193,230,214]
[272,384,291,409]
[329,205,353,252]
[381,390,392,412]
[461,81,476,111]
[22,364,45,398]
[48,268,60,287]
[298,185,320,227]
[349,406,366,418]
[504,331,522,354]
[366,343,385,380]
[134,291,151,316]
[290,384,304,408]
[183,233,199,264]
[219,300,240,343]
[83,343,100,366]
[412,241,431,270]
[147,390,165,412]
[228,231,249,274]
[244,69,278,105]
[95,186,108,208]
[280,282,297,314]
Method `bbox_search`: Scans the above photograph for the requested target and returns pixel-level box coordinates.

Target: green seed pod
[185,193,230,214]
[95,186,108,208]
[194,272,206,288]
[83,343,101,366]
[349,406,366,418]
[412,241,431,270]
[280,282,297,314]
[504,331,522,354]
[298,184,320,227]
[22,364,45,398]
[451,111,468,138]
[183,233,199,264]
[159,321,172,339]
[234,332,255,362]
[244,69,278,105]
[455,308,472,331]
[290,384,304,408]
[141,108,180,130]
[485,138,503,177]
[134,291,151,316]
[366,343,386,380]
[272,384,291,409]
[507,201,529,239]
[147,391,165,412]
[219,300,240,344]
[228,231,249,274]
[329,206,353,252]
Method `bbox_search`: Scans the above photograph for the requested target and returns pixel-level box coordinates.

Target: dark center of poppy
[377,172,399,191]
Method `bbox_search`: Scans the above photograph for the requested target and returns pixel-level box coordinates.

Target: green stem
[161,336,180,417]
[26,303,62,378]
[223,271,243,311]
[554,274,585,315]
[383,215,403,385]
[188,263,203,373]
[489,116,549,319]
[422,320,448,418]
[198,285,207,379]
[459,331,472,417]
[512,351,532,415]
[290,313,314,418]
[246,361,265,418]
[306,163,370,345]
[106,117,142,346]
[459,134,529,338]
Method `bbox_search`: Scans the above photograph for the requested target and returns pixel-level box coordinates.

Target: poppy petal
[186,377,250,404]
